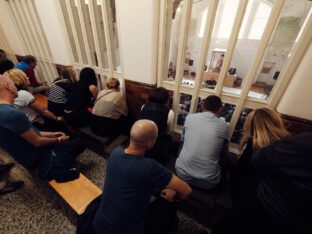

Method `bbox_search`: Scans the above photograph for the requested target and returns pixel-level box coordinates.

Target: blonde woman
[4,68,63,131]
[90,77,128,138]
[214,109,312,234]
[48,66,77,116]
[231,108,290,199]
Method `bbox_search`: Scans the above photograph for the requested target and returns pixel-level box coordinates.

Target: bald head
[0,75,15,90]
[0,75,18,102]
[130,120,158,150]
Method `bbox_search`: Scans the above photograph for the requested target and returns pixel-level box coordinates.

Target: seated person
[48,65,77,116]
[213,109,312,234]
[4,69,63,132]
[64,67,98,128]
[139,87,174,165]
[0,49,14,74]
[0,75,85,182]
[77,120,192,234]
[15,55,49,94]
[175,95,228,190]
[90,77,128,138]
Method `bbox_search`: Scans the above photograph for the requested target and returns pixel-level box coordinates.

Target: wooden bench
[49,173,102,215]
[68,125,129,156]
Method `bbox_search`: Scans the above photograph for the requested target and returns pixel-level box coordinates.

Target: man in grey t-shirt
[175,95,228,190]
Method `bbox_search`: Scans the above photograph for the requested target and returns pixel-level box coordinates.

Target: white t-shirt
[14,90,41,123]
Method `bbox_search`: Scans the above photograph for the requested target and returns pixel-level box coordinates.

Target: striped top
[48,78,73,104]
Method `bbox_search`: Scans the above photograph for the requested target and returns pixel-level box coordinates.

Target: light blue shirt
[175,111,228,187]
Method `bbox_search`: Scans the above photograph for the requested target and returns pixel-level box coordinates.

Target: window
[57,0,123,88]
[157,0,312,149]
[5,0,58,84]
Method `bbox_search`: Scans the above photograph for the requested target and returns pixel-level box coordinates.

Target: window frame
[157,0,312,148]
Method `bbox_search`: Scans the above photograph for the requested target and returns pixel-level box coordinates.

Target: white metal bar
[65,0,83,64]
[172,0,193,128]
[28,0,57,82]
[101,0,115,76]
[156,0,167,86]
[54,0,75,64]
[25,0,57,83]
[227,0,285,138]
[7,0,29,53]
[158,0,175,86]
[215,0,249,95]
[269,8,312,109]
[189,0,219,114]
[9,0,34,53]
[13,0,50,82]
[20,0,51,82]
[88,0,103,68]
[76,0,92,65]
[73,63,123,79]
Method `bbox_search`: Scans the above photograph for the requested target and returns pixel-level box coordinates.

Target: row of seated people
[1,68,312,234]
[0,50,49,94]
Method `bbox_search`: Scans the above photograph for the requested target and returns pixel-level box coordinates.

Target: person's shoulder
[109,146,125,159]
[3,105,27,120]
[18,90,35,100]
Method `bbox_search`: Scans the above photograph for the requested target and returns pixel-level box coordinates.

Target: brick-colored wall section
[124,80,155,120]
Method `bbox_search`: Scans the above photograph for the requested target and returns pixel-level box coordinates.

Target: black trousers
[89,114,126,139]
[38,139,86,182]
[212,191,296,234]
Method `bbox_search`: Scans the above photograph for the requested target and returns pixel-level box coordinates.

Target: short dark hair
[79,67,97,86]
[23,55,37,64]
[203,95,223,112]
[149,87,170,105]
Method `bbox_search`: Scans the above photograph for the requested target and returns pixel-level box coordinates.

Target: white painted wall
[277,42,312,121]
[116,0,159,84]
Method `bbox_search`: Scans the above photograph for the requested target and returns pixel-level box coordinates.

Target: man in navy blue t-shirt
[0,75,84,179]
[91,120,192,234]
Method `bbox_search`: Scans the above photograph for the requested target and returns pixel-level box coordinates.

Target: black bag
[38,148,79,182]
[145,197,179,234]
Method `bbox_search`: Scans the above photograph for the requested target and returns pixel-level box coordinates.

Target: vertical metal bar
[76,0,92,65]
[9,0,33,53]
[65,0,83,63]
[189,0,219,114]
[29,0,58,79]
[215,0,249,95]
[20,0,51,82]
[172,0,193,128]
[269,8,312,108]
[88,0,103,68]
[101,0,115,76]
[54,0,75,64]
[157,0,174,87]
[227,0,285,138]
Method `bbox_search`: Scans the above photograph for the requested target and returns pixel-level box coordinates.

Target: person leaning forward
[0,75,85,182]
[77,119,192,234]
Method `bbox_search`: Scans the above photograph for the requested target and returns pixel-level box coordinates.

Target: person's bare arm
[20,128,69,147]
[162,174,192,201]
[30,101,61,121]
[40,131,66,138]
[89,85,98,98]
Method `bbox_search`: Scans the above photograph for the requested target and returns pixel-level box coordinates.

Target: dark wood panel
[124,80,155,120]
[282,114,312,135]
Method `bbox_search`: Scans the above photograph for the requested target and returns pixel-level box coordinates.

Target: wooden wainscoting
[282,115,312,135]
[124,80,155,120]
